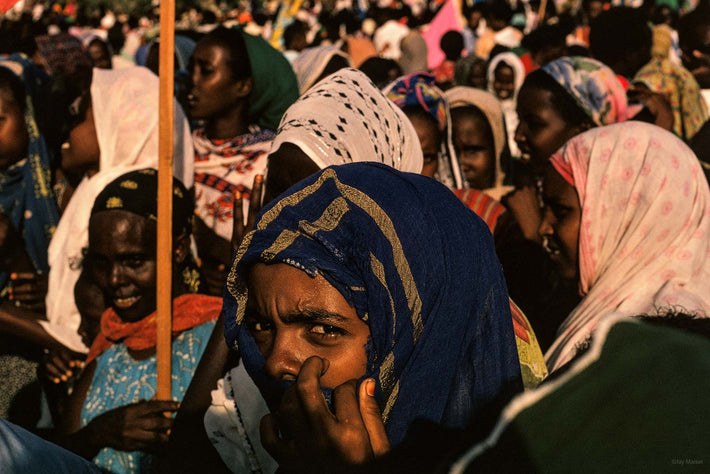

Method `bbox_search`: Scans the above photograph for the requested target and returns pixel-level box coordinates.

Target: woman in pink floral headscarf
[540,121,710,372]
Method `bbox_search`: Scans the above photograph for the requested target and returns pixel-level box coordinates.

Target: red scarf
[86,294,222,364]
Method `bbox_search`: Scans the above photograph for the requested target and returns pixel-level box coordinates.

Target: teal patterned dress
[80,320,215,473]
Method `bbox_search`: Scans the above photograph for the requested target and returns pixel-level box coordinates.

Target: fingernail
[7,288,12,295]
[60,374,67,382]
[234,191,242,200]
[10,273,17,280]
[321,358,330,375]
[217,264,226,271]
[166,429,172,437]
[53,378,60,384]
[366,379,375,397]
[255,174,264,184]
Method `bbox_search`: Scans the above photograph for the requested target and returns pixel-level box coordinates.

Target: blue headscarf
[0,54,59,289]
[223,163,521,445]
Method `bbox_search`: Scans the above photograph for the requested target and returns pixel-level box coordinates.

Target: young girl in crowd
[540,122,710,371]
[58,169,219,472]
[385,72,463,189]
[446,86,513,200]
[487,52,525,160]
[187,27,298,295]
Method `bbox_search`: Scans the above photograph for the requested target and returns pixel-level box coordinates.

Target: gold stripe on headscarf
[227,168,424,416]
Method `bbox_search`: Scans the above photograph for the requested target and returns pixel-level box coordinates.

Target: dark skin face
[188,40,252,138]
[62,102,100,176]
[264,143,321,205]
[515,86,587,174]
[87,211,159,323]
[492,64,516,100]
[0,89,29,169]
[469,62,488,90]
[408,113,441,178]
[451,108,495,189]
[88,41,112,69]
[539,166,581,280]
[245,263,370,409]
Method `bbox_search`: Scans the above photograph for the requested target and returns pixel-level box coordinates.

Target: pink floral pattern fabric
[546,122,710,371]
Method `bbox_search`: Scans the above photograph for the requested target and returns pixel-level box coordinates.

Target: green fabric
[241,30,299,131]
[502,321,710,472]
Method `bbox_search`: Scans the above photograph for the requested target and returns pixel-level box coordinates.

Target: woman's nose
[514,122,526,147]
[262,333,301,381]
[538,208,554,240]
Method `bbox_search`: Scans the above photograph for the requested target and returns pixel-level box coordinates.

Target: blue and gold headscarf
[224,163,521,445]
[0,54,59,289]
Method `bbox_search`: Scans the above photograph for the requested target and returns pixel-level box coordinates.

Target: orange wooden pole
[157,0,176,401]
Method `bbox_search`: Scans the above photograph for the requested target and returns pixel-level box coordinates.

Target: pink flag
[421,0,462,70]
[0,0,21,14]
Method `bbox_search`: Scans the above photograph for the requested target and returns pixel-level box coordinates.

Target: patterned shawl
[0,55,59,289]
[546,122,710,372]
[271,68,423,173]
[634,57,709,141]
[541,56,628,127]
[223,163,522,445]
[385,72,463,188]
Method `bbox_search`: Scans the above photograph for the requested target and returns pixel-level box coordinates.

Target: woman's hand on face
[232,174,264,256]
[42,346,85,384]
[502,186,542,242]
[85,400,179,454]
[8,272,48,311]
[260,356,390,473]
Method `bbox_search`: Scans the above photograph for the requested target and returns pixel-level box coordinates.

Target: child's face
[493,64,516,100]
[0,90,29,170]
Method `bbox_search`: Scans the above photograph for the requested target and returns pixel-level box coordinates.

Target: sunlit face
[539,166,581,280]
[408,112,441,178]
[515,86,581,174]
[187,40,250,120]
[451,108,495,189]
[245,263,370,397]
[493,63,516,100]
[0,90,29,169]
[88,211,157,323]
[63,102,100,176]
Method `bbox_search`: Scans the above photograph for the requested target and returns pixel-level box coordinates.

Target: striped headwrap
[223,163,521,445]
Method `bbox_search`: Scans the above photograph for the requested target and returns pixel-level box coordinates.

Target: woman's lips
[114,295,141,309]
[542,236,561,256]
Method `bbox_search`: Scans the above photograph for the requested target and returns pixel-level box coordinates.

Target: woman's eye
[126,259,146,268]
[309,324,345,337]
[423,154,438,163]
[246,319,272,333]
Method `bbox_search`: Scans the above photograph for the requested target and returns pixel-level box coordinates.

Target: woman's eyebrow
[281,309,348,324]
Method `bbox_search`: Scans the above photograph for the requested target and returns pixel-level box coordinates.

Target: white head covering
[270,68,423,173]
[545,122,710,371]
[446,86,514,200]
[291,45,352,95]
[43,67,194,353]
[487,52,525,158]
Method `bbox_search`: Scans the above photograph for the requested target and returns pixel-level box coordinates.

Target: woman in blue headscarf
[222,162,522,460]
[0,54,60,309]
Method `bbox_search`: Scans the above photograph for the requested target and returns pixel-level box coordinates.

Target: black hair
[487,0,514,23]
[440,30,464,61]
[589,7,651,71]
[520,68,594,129]
[359,57,402,88]
[403,104,442,143]
[283,19,307,50]
[198,27,251,82]
[0,66,27,112]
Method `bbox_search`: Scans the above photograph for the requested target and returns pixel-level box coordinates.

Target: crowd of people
[1,0,709,472]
